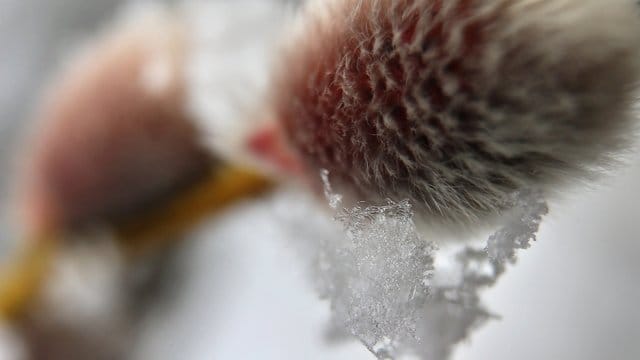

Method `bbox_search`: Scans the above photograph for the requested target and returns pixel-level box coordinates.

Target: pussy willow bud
[17,12,210,233]
[270,0,640,225]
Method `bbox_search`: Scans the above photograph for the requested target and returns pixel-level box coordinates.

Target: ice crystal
[319,199,436,358]
[412,189,548,360]
[315,171,548,360]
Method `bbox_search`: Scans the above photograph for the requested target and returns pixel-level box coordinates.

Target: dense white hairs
[273,0,640,227]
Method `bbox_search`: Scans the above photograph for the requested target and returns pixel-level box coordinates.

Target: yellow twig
[116,166,274,256]
[0,165,274,321]
[0,239,56,321]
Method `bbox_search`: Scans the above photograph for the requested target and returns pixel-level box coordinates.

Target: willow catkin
[272,0,640,226]
[17,11,211,233]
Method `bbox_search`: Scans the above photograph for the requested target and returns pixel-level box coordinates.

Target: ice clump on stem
[317,171,548,360]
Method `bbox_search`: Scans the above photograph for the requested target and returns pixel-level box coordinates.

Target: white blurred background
[0,1,639,359]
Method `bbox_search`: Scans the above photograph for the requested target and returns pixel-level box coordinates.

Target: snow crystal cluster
[310,171,549,360]
[318,171,436,358]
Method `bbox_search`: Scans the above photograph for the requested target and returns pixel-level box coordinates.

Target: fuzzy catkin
[273,0,640,226]
[19,11,211,231]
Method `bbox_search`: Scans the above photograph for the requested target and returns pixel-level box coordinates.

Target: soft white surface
[454,154,640,360]
[132,199,373,360]
[131,153,640,360]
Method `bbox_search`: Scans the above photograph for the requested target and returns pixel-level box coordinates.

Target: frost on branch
[313,171,548,360]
